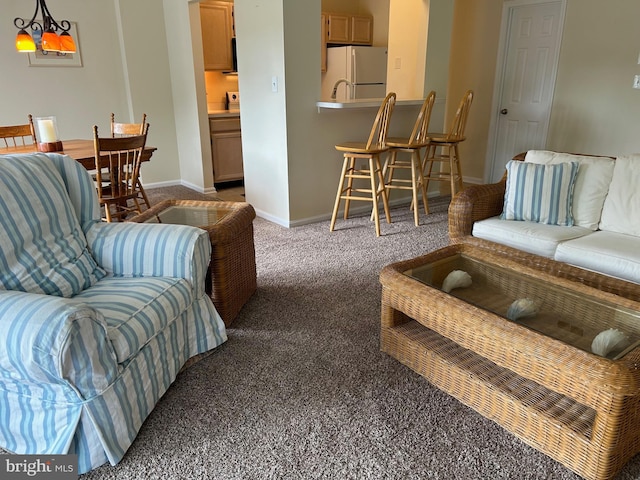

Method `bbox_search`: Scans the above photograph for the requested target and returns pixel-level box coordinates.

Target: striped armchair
[0,153,227,473]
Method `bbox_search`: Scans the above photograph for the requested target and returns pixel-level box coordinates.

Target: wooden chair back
[111,113,147,137]
[0,115,36,148]
[445,90,473,142]
[407,91,436,146]
[365,92,396,150]
[93,123,149,221]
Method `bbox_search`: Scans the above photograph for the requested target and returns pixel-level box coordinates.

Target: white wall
[235,0,423,226]
[234,0,290,224]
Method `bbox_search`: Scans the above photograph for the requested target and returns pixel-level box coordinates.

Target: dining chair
[111,112,147,136]
[109,113,151,210]
[330,92,396,237]
[0,115,36,148]
[422,89,474,197]
[376,91,436,226]
[93,123,149,222]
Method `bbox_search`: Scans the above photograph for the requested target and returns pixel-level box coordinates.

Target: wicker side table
[130,199,257,326]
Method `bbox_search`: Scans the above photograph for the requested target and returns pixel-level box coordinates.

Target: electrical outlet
[634,75,640,89]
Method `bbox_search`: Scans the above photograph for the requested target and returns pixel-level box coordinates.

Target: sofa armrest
[86,222,211,297]
[448,180,507,242]
[0,291,119,398]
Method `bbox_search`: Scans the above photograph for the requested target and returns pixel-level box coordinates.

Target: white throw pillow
[525,150,615,230]
[599,154,640,236]
[502,160,579,226]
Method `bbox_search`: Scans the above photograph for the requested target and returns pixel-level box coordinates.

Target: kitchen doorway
[485,0,566,182]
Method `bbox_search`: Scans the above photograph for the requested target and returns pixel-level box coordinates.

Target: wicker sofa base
[380,244,640,480]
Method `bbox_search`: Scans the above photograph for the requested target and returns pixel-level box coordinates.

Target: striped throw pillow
[501,160,579,226]
[0,154,106,297]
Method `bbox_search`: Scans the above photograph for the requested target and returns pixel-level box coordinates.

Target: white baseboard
[143,179,218,196]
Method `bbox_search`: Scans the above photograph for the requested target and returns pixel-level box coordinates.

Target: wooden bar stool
[377,91,435,226]
[330,92,396,237]
[422,90,473,197]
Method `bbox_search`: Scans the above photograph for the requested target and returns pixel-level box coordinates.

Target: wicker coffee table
[380,244,640,480]
[131,199,256,326]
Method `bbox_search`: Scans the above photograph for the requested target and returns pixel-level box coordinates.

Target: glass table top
[144,205,231,227]
[404,253,640,360]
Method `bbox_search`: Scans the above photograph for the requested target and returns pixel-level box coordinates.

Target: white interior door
[486,0,566,182]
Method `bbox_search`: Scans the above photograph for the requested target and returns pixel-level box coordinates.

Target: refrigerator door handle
[351,49,358,84]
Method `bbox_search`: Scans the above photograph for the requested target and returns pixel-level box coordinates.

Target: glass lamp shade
[41,29,61,52]
[59,31,76,53]
[16,29,36,52]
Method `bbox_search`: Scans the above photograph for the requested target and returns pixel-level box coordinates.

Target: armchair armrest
[448,180,507,242]
[448,153,527,243]
[86,222,211,297]
[0,291,118,398]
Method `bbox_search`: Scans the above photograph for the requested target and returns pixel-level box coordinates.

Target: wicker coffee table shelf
[380,244,640,480]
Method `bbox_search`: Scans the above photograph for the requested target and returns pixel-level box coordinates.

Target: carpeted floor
[5,188,640,479]
[72,193,640,480]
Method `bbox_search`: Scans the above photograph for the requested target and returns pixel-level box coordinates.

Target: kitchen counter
[209,109,240,118]
[316,98,425,110]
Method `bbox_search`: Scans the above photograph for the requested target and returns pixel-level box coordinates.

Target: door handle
[500,108,508,115]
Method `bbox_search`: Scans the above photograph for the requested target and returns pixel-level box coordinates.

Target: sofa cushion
[599,154,640,236]
[525,150,615,230]
[555,231,640,284]
[0,154,106,298]
[502,160,579,226]
[473,216,592,258]
[75,276,194,363]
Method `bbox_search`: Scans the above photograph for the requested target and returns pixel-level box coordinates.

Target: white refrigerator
[322,46,388,101]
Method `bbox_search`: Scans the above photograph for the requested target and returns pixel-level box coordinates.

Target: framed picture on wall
[28,22,82,67]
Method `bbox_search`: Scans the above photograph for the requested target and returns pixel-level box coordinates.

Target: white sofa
[449,150,640,285]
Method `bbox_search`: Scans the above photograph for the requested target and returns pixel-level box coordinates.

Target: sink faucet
[331,78,354,99]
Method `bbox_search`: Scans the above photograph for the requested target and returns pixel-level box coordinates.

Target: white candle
[38,119,57,143]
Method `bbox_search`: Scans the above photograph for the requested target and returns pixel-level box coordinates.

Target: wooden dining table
[0,139,157,170]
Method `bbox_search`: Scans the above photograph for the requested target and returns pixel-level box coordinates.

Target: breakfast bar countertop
[208,110,240,118]
[316,98,425,110]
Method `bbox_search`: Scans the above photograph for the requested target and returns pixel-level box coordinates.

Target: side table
[130,199,257,326]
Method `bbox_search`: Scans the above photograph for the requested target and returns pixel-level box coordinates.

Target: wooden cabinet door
[326,14,350,43]
[200,2,233,71]
[351,15,373,45]
[212,131,243,182]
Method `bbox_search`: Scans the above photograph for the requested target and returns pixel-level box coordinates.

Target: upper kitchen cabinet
[324,13,373,46]
[200,1,234,71]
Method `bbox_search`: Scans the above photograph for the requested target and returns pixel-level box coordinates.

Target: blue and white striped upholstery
[0,154,105,297]
[0,153,227,473]
[502,160,579,226]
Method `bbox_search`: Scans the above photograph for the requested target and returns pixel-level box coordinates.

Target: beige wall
[547,0,640,156]
[447,0,502,183]
[387,0,428,100]
[449,0,640,184]
[4,0,640,225]
[0,0,184,187]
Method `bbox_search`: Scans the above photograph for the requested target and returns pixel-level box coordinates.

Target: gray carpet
[9,189,640,479]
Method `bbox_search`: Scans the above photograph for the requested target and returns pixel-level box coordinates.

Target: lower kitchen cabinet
[210,116,243,183]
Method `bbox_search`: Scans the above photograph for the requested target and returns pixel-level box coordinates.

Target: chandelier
[14,0,76,53]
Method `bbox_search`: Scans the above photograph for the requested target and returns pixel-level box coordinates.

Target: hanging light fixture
[14,0,76,54]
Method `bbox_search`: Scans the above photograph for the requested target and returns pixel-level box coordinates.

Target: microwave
[224,37,238,74]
